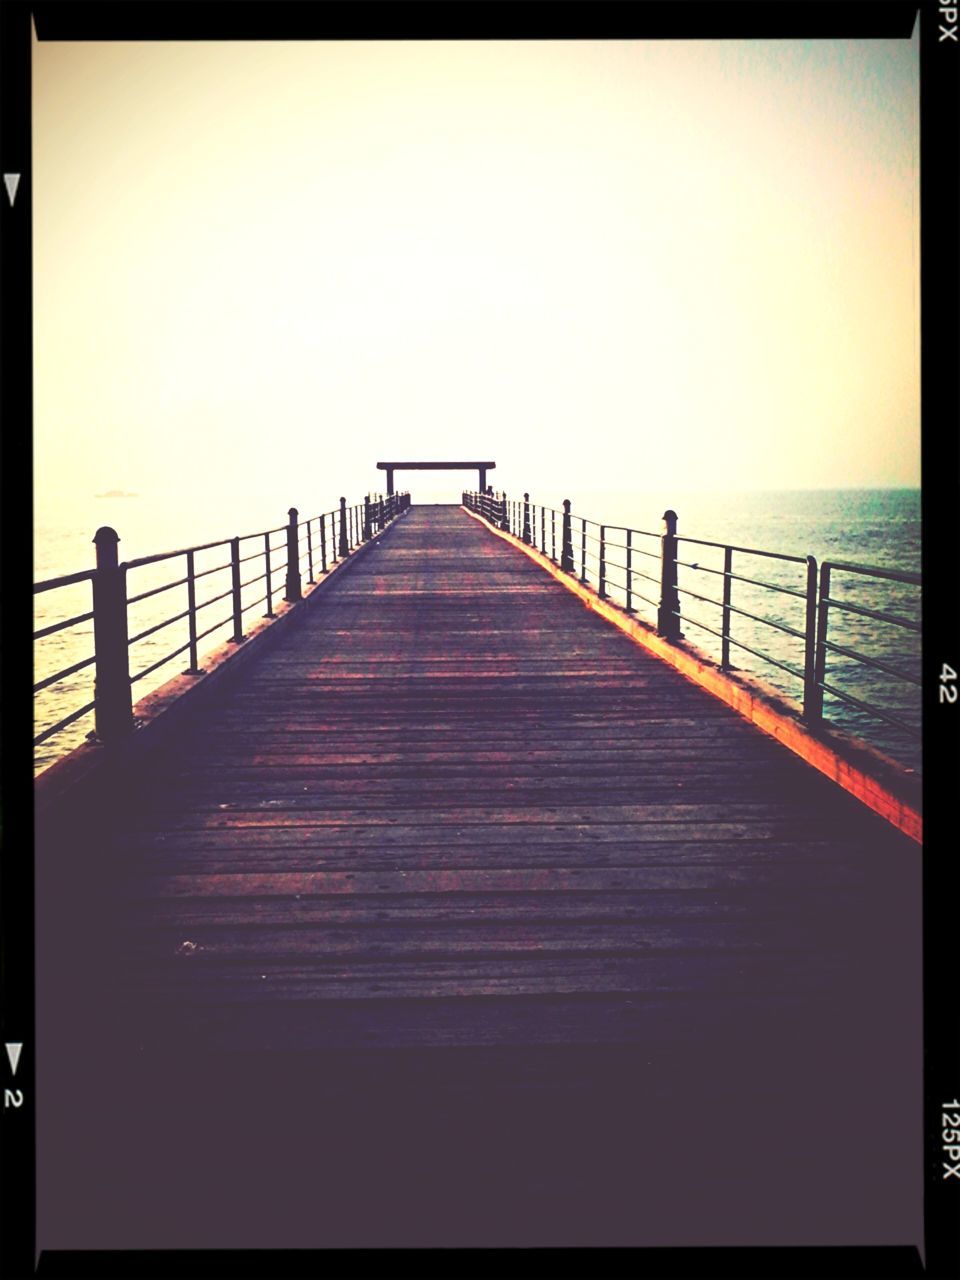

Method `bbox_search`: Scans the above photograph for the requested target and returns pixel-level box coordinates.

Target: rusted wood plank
[157,766,841,797]
[120,829,870,860]
[122,885,858,926]
[132,862,866,900]
[138,799,844,825]
[124,918,845,961]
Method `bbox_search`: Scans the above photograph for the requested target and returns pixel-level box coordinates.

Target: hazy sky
[33,32,919,518]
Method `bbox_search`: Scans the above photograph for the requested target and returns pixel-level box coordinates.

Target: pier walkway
[38,504,922,1251]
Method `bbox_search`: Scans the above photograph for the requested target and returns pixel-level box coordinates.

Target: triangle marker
[5,1042,23,1075]
[4,174,21,206]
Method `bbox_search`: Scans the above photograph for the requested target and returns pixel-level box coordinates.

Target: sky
[33,32,919,524]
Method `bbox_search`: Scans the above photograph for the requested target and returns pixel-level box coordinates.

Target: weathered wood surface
[37,504,922,1251]
[93,505,918,1049]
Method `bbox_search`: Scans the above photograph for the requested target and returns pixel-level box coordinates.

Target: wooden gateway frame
[376,460,496,495]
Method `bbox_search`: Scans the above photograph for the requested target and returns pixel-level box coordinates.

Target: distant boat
[95,489,139,499]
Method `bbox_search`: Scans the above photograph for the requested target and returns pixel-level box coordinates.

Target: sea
[33,487,921,777]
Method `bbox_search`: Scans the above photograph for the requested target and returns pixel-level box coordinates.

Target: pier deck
[38,504,922,1251]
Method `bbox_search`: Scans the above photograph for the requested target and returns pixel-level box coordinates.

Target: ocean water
[33,488,921,776]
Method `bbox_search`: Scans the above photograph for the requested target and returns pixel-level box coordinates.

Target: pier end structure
[377,459,496,496]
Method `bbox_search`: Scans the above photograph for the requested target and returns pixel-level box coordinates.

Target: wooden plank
[121,885,859,926]
[132,863,867,900]
[123,918,845,961]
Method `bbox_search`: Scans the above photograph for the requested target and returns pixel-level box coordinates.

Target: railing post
[320,513,328,570]
[522,493,531,545]
[230,536,244,641]
[364,495,372,541]
[92,526,133,743]
[657,509,681,639]
[339,497,348,557]
[500,491,509,531]
[285,507,302,602]
[809,562,830,724]
[184,548,201,673]
[625,529,633,612]
[801,555,819,721]
[561,500,574,574]
[540,506,546,554]
[599,525,607,599]
[378,496,385,532]
[580,517,587,583]
[264,532,274,616]
[306,518,314,582]
[721,546,733,670]
[551,509,556,562]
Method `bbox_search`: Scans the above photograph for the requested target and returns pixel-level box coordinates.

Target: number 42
[941,664,958,704]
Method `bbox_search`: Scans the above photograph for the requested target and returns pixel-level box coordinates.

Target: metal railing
[463,490,921,760]
[34,491,410,757]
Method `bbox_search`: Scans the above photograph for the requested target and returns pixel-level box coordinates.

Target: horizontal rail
[194,559,233,582]
[33,652,96,694]
[195,613,234,645]
[817,636,921,687]
[34,609,95,641]
[128,609,190,647]
[678,534,808,564]
[125,539,231,569]
[821,594,921,633]
[195,586,234,613]
[675,557,809,602]
[673,578,809,644]
[130,640,193,685]
[237,524,288,542]
[824,559,920,585]
[33,568,96,594]
[34,698,97,746]
[127,576,189,606]
[818,679,921,738]
[241,593,270,614]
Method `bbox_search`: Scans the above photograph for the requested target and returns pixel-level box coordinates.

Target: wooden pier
[36,502,922,1252]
